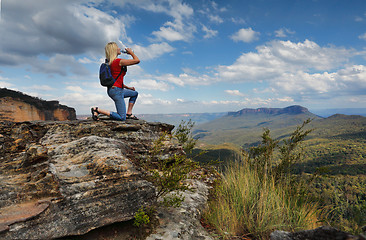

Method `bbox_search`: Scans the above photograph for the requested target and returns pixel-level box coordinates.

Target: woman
[91,42,140,121]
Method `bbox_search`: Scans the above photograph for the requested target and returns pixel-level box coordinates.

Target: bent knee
[110,112,125,121]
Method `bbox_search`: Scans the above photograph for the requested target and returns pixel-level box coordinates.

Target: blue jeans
[107,87,138,121]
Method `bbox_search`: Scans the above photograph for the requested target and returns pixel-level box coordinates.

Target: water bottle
[121,48,133,54]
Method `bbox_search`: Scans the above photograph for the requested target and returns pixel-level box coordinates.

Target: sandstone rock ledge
[147,179,213,240]
[0,119,183,239]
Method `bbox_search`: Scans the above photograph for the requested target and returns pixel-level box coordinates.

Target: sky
[0,0,366,115]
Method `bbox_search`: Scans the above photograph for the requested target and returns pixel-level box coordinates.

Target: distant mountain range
[131,112,227,127]
[137,106,366,126]
[77,106,366,127]
[190,105,366,176]
[311,108,366,117]
[228,105,310,116]
[193,105,320,146]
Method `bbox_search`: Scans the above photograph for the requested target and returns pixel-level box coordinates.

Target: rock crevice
[0,119,178,239]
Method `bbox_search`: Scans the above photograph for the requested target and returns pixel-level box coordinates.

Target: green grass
[204,158,319,239]
[198,115,366,236]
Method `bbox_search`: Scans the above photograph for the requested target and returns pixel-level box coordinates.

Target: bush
[204,120,320,239]
[133,207,150,227]
[134,120,199,226]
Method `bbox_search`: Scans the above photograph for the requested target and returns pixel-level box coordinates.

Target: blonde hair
[105,42,118,65]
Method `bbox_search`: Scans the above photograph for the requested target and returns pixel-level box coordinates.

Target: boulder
[270,226,360,240]
[146,179,213,240]
[0,119,177,239]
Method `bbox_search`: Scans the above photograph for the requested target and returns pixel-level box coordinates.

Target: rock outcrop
[0,119,182,239]
[0,88,76,122]
[270,226,361,240]
[228,105,311,116]
[147,180,213,240]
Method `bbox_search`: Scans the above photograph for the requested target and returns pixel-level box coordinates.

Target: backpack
[99,60,127,87]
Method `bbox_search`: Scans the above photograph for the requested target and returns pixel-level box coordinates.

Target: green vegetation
[204,121,319,239]
[134,120,199,226]
[196,113,366,236]
[135,113,366,235]
[133,207,151,227]
[188,143,242,170]
[193,109,319,146]
[305,174,366,233]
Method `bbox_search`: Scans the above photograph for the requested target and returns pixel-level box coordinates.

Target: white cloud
[225,90,245,97]
[135,39,361,98]
[137,93,173,106]
[0,81,13,88]
[1,1,125,56]
[202,25,218,39]
[198,1,225,25]
[213,39,366,103]
[30,85,55,91]
[129,79,171,91]
[66,86,85,92]
[208,14,223,24]
[277,96,294,103]
[152,25,184,41]
[123,0,194,20]
[0,76,10,81]
[273,65,366,98]
[141,70,214,88]
[201,97,295,109]
[156,73,185,86]
[231,17,246,24]
[359,33,366,40]
[132,42,175,61]
[114,0,195,43]
[59,91,111,115]
[230,28,260,43]
[218,39,354,83]
[32,54,90,76]
[275,28,295,38]
[355,16,363,22]
[0,0,127,75]
[78,57,95,64]
[123,38,364,109]
[152,19,196,42]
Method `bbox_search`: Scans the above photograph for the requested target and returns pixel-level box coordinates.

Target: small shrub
[136,120,199,219]
[133,207,150,227]
[174,119,197,154]
[204,120,320,239]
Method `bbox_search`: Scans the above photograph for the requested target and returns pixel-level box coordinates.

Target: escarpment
[0,88,76,122]
[0,119,180,239]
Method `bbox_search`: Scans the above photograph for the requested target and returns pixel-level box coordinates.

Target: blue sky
[0,0,365,115]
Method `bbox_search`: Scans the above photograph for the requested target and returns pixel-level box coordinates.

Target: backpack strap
[106,59,126,83]
[115,67,124,81]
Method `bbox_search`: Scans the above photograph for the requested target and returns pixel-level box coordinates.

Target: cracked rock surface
[0,119,178,239]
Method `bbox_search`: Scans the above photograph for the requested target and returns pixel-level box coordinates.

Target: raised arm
[119,48,140,66]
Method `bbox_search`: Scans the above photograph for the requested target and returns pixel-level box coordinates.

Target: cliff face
[0,88,76,122]
[228,105,310,116]
[0,119,179,239]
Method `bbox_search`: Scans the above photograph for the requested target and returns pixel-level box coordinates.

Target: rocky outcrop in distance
[0,88,76,122]
[228,105,311,116]
[0,119,192,239]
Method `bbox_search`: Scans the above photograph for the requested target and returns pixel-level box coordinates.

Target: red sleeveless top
[110,59,126,88]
